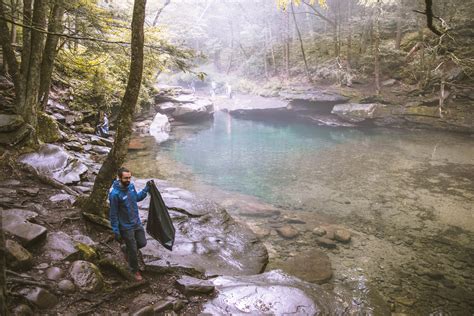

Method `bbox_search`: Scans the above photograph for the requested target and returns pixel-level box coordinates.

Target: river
[127,109,474,315]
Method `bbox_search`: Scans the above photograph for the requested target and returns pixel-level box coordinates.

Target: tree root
[82,212,112,229]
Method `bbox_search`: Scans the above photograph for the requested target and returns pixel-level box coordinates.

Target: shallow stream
[127,110,474,315]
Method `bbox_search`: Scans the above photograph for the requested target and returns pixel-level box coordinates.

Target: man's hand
[114,233,122,243]
[146,179,154,187]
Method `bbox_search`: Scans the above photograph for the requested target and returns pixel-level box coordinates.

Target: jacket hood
[113,179,129,191]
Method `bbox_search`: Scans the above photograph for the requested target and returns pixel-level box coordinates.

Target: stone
[90,145,110,155]
[44,231,78,261]
[171,99,214,122]
[313,227,326,236]
[279,90,348,104]
[70,260,104,292]
[276,225,299,239]
[334,229,351,243]
[6,239,33,270]
[13,304,34,316]
[36,263,49,269]
[315,237,337,249]
[203,270,389,315]
[156,101,177,114]
[1,209,38,221]
[279,250,333,284]
[49,193,76,204]
[2,214,47,246]
[132,306,154,316]
[18,144,88,184]
[382,79,397,86]
[21,287,58,309]
[65,141,84,152]
[58,279,76,293]
[17,187,40,196]
[72,234,96,246]
[149,113,170,143]
[0,114,24,132]
[37,111,61,143]
[331,103,387,123]
[176,275,215,295]
[46,266,63,281]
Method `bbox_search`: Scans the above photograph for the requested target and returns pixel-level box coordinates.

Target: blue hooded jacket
[109,180,149,235]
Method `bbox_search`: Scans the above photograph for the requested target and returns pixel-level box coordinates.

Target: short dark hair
[117,167,130,178]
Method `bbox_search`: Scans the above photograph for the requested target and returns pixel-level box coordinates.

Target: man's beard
[120,180,130,187]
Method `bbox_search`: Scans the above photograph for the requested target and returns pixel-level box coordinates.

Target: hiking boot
[134,271,143,281]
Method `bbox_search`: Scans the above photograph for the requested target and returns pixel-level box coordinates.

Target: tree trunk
[290,2,310,82]
[285,9,290,78]
[0,209,7,315]
[0,1,20,92]
[347,0,352,68]
[39,0,65,110]
[82,0,147,216]
[374,0,381,95]
[10,0,18,44]
[395,0,403,50]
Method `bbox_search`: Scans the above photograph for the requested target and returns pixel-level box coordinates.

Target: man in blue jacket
[109,167,153,281]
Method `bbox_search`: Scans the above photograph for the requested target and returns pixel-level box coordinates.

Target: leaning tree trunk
[39,0,65,110]
[82,0,147,216]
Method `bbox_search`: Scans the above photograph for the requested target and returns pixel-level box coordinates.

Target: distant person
[189,79,196,94]
[225,82,233,99]
[109,167,154,281]
[210,80,217,98]
[96,112,109,137]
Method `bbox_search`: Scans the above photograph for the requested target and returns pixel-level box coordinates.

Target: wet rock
[2,214,47,246]
[324,229,335,240]
[20,287,58,309]
[251,226,271,239]
[6,239,33,270]
[176,276,215,295]
[13,304,34,315]
[0,114,24,132]
[331,103,387,123]
[46,266,63,281]
[58,279,75,293]
[70,260,104,292]
[49,193,76,204]
[276,225,299,239]
[44,231,78,261]
[203,270,385,315]
[17,187,40,196]
[315,237,337,249]
[334,229,351,243]
[312,227,326,236]
[18,144,88,184]
[172,99,214,122]
[149,113,170,143]
[2,208,38,221]
[140,181,268,276]
[279,250,333,284]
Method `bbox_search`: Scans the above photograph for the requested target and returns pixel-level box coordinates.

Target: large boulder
[136,180,268,277]
[203,270,389,315]
[18,144,88,184]
[69,260,104,292]
[37,111,61,143]
[149,113,170,143]
[2,213,47,246]
[171,99,214,122]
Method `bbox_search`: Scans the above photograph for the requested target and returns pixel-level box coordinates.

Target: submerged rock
[276,225,299,239]
[334,229,351,243]
[279,250,332,284]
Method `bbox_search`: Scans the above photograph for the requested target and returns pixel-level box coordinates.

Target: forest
[0,0,473,315]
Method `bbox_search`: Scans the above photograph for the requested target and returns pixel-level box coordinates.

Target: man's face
[119,171,132,187]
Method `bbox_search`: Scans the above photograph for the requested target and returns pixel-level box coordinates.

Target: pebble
[46,266,63,281]
[312,227,326,236]
[334,229,351,243]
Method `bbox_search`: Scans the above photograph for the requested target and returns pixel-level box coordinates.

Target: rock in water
[20,287,58,309]
[312,227,326,236]
[334,229,351,243]
[276,225,299,239]
[315,237,337,249]
[5,239,33,270]
[279,250,332,284]
[176,276,215,295]
[70,260,104,292]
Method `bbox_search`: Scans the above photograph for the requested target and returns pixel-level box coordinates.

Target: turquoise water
[160,111,370,204]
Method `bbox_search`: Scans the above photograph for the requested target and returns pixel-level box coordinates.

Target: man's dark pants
[120,227,147,272]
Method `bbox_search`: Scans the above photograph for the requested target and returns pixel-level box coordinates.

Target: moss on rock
[37,111,61,143]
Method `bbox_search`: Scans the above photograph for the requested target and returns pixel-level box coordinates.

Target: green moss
[75,242,99,261]
[37,112,61,143]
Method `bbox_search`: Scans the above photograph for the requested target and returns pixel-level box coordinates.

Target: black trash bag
[146,182,175,251]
